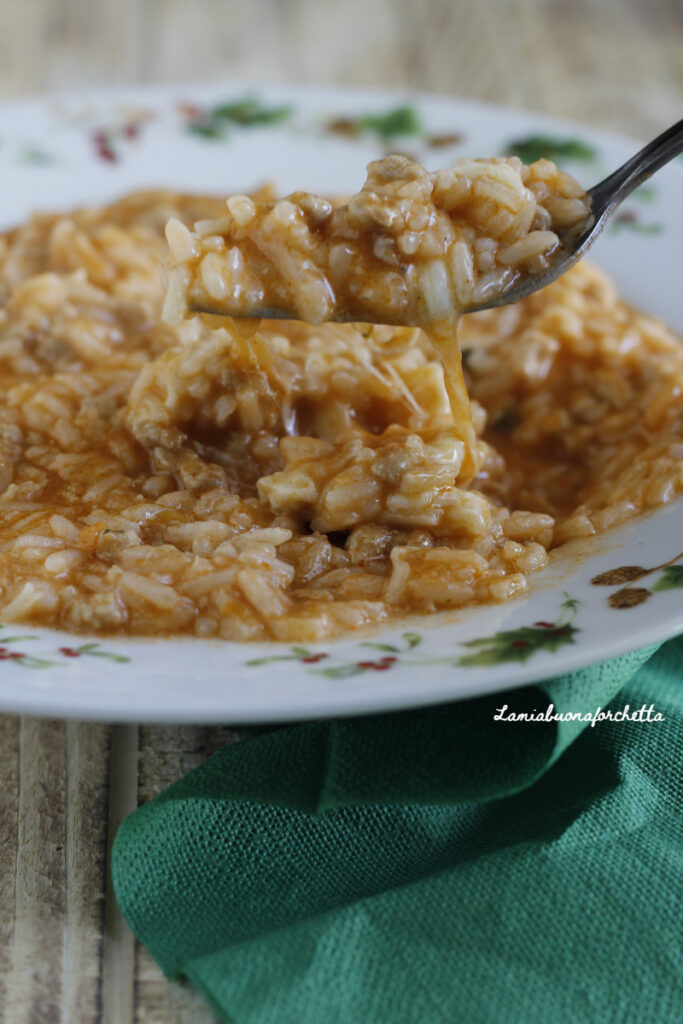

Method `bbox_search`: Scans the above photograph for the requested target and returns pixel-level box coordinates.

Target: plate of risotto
[0,84,681,722]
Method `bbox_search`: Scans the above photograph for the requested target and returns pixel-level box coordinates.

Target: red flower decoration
[91,130,117,163]
[59,647,81,658]
[178,102,203,119]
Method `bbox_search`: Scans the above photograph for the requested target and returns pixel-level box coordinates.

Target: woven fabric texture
[113,637,683,1024]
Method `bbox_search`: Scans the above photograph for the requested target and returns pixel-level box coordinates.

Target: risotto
[164,155,593,479]
[0,170,681,641]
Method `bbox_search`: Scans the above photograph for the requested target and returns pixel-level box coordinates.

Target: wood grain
[101,726,138,1024]
[1,720,110,1024]
[0,1,680,1021]
[0,0,680,134]
[134,727,238,1024]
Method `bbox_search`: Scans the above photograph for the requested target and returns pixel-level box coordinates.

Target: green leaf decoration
[15,654,60,669]
[652,565,683,592]
[402,632,422,650]
[210,97,293,126]
[247,654,301,667]
[329,106,423,141]
[246,645,319,666]
[358,105,422,139]
[457,623,580,667]
[317,664,367,679]
[188,121,226,140]
[75,643,130,663]
[186,96,292,140]
[360,642,400,653]
[559,593,582,617]
[0,629,131,669]
[505,135,596,165]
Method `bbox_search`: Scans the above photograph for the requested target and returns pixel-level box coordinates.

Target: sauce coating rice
[164,154,593,482]
[0,190,681,641]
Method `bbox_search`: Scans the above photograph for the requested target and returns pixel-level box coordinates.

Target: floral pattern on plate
[245,595,582,676]
[0,84,680,721]
[591,552,683,608]
[0,626,130,669]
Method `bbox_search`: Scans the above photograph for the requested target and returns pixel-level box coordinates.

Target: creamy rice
[163,154,592,481]
[163,154,592,328]
[0,182,681,642]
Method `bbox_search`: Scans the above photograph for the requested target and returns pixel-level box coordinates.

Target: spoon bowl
[465,116,683,314]
[188,117,683,324]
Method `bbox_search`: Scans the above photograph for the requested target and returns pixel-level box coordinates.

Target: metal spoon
[191,117,683,322]
[469,115,683,314]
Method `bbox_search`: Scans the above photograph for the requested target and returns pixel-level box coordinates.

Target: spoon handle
[589,117,683,213]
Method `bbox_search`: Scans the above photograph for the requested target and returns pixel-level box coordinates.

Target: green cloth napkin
[112,638,683,1024]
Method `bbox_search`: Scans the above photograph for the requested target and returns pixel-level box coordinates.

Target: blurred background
[1,0,681,137]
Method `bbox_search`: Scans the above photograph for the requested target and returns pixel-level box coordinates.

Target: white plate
[1,83,681,722]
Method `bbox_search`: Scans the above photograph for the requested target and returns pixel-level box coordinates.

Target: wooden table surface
[0,2,681,1021]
